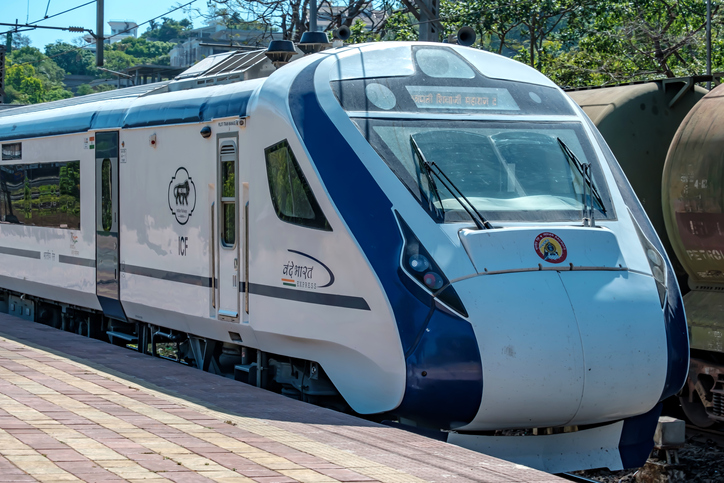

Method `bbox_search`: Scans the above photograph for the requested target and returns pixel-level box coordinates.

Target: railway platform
[0,313,563,483]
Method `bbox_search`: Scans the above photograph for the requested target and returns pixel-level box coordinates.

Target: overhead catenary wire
[0,0,97,37]
[7,0,199,68]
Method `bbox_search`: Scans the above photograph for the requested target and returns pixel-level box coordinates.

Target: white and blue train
[0,42,689,473]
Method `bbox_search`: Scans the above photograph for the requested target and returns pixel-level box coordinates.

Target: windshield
[351,118,614,223]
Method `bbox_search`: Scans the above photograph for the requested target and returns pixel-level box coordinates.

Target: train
[569,79,724,428]
[0,41,689,473]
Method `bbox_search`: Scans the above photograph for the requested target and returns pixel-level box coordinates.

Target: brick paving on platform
[0,313,563,483]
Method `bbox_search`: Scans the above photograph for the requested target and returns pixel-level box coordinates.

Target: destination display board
[405,86,519,111]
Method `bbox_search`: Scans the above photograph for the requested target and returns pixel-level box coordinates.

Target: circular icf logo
[168,167,196,225]
[534,232,567,264]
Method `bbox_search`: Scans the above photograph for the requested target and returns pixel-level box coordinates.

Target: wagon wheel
[679,392,715,428]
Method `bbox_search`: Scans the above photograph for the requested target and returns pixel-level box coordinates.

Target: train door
[216,133,240,321]
[95,131,127,321]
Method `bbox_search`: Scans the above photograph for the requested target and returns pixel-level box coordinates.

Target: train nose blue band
[288,59,484,429]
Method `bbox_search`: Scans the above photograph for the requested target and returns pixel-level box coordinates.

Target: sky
[1,0,205,50]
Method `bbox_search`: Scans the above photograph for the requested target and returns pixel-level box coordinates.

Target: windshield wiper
[557,138,606,226]
[410,136,445,219]
[410,136,491,230]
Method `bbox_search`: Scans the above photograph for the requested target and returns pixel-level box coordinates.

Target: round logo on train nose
[534,232,567,264]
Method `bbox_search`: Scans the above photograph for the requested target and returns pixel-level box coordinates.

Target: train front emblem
[534,232,567,263]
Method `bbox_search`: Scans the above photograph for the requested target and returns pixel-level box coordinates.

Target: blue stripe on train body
[0,85,254,142]
[288,59,483,429]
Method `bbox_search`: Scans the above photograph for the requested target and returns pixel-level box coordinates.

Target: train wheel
[680,393,715,428]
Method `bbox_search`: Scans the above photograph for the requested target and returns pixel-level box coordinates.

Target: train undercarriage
[680,352,724,428]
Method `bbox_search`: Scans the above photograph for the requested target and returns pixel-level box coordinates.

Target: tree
[109,37,174,65]
[9,47,66,86]
[141,17,193,42]
[5,48,73,103]
[381,11,417,40]
[349,18,378,43]
[44,41,97,76]
[542,0,724,85]
[436,0,599,68]
[102,49,137,74]
[76,84,95,96]
[205,0,390,42]
[10,33,32,50]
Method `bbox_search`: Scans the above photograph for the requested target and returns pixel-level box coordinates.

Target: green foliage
[45,86,74,102]
[567,0,720,82]
[141,17,193,42]
[4,60,72,104]
[110,37,174,65]
[76,84,95,96]
[383,12,418,41]
[349,19,378,43]
[95,84,117,93]
[75,83,117,96]
[44,41,97,76]
[9,47,66,85]
[10,33,31,49]
[101,49,137,75]
[362,0,724,87]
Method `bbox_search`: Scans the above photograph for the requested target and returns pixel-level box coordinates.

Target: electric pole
[0,45,6,104]
[96,0,104,66]
[707,0,712,89]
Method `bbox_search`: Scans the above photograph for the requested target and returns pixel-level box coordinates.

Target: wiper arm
[557,138,606,225]
[410,136,445,219]
[410,136,491,230]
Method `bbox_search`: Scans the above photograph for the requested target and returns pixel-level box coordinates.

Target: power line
[33,0,97,26]
[10,0,199,68]
[0,1,97,37]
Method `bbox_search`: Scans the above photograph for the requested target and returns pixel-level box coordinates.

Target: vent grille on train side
[221,144,237,155]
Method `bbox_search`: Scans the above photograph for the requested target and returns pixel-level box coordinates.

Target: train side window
[101,159,112,232]
[1,143,21,160]
[264,140,331,231]
[221,154,236,246]
[0,161,80,229]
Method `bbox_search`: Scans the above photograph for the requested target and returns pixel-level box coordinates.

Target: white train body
[0,42,688,473]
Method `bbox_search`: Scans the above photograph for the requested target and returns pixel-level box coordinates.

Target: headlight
[631,213,667,307]
[397,213,468,317]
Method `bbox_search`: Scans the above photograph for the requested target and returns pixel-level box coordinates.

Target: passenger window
[101,159,112,232]
[264,140,331,231]
[0,161,81,229]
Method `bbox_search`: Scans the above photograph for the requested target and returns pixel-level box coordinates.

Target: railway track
[686,424,724,447]
[558,473,603,482]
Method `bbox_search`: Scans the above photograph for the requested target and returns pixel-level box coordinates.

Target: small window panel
[264,140,331,231]
[220,142,236,247]
[2,143,21,161]
[101,159,113,232]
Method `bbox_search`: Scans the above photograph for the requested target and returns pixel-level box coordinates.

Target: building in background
[315,5,386,32]
[83,20,138,50]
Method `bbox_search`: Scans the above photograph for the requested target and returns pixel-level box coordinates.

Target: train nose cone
[556,270,668,424]
[452,228,669,431]
[453,270,669,431]
[453,271,585,430]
